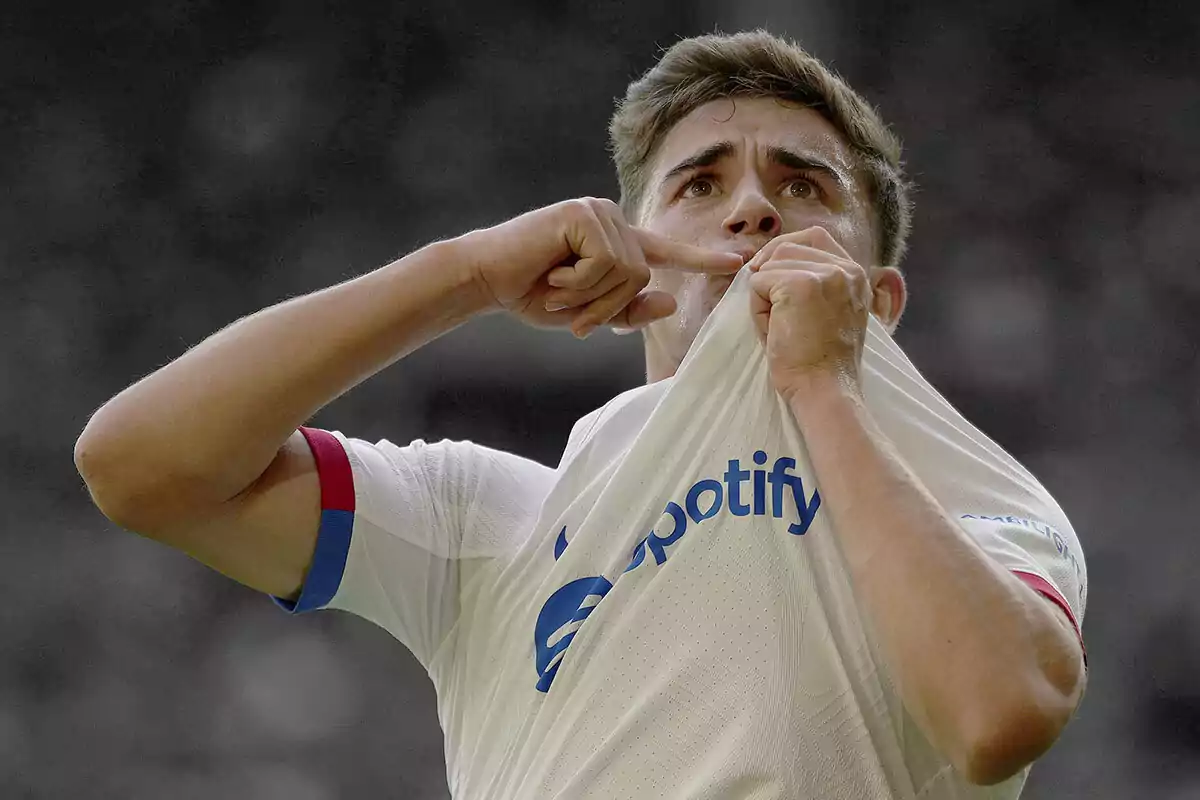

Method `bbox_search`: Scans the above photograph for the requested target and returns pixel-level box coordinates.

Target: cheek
[787,211,874,266]
[836,199,879,265]
[841,220,878,267]
[827,217,863,251]
[644,204,711,248]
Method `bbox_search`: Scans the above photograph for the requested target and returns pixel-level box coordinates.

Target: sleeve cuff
[1012,569,1087,667]
[273,427,356,614]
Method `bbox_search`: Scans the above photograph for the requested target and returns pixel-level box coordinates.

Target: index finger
[633,228,745,274]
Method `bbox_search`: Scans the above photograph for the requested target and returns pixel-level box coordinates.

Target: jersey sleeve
[863,321,1088,661]
[273,427,557,670]
[920,438,1088,651]
[887,416,1087,657]
[957,510,1086,660]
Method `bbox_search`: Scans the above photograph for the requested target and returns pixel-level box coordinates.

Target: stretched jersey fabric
[276,269,1086,799]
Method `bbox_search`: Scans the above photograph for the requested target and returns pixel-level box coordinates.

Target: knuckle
[779,271,819,291]
[761,236,788,256]
[583,196,616,216]
[785,225,833,249]
[761,241,802,266]
[563,198,592,222]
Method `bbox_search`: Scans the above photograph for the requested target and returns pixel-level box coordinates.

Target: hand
[746,227,874,400]
[462,198,744,337]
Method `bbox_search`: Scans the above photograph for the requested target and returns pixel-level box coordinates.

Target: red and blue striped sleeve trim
[273,427,355,614]
[1011,569,1087,667]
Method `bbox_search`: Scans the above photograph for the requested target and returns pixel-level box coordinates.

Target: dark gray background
[5,0,1197,797]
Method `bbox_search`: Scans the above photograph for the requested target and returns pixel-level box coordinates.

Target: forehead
[650,97,856,181]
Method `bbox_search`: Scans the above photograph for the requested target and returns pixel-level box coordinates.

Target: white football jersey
[277,269,1086,799]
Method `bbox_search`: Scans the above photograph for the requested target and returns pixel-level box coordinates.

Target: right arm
[73,198,741,601]
[74,236,493,600]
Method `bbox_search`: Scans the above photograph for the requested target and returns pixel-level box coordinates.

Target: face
[638,96,903,378]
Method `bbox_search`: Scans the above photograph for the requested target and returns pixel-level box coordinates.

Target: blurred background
[3,0,1197,797]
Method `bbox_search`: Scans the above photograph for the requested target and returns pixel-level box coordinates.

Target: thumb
[608,290,678,332]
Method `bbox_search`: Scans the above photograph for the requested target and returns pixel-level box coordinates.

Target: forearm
[76,235,492,516]
[787,371,1084,782]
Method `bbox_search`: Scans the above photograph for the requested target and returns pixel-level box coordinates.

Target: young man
[75,30,1087,798]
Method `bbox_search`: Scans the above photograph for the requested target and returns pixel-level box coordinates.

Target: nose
[723,188,781,237]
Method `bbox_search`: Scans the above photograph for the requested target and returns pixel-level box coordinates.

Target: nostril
[758,217,777,233]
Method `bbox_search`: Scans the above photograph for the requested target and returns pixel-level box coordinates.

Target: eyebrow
[661,141,737,184]
[660,140,849,195]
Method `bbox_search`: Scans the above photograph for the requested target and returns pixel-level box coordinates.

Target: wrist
[782,365,864,429]
[431,233,504,315]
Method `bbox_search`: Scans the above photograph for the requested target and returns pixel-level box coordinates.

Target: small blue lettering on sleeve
[960,514,1083,600]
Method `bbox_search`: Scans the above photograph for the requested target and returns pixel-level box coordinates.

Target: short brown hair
[609,29,914,268]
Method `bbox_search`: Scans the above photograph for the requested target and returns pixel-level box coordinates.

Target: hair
[609,29,914,268]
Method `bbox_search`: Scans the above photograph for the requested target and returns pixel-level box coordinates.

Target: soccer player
[75,29,1087,798]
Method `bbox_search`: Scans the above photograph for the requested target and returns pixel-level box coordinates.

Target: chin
[648,274,739,374]
[713,272,738,296]
[700,273,737,315]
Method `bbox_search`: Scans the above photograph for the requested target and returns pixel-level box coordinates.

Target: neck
[642,327,680,384]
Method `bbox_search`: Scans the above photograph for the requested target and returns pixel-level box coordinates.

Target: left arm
[787,370,1085,786]
[747,228,1086,785]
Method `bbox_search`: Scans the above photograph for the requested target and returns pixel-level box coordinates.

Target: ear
[869,266,907,333]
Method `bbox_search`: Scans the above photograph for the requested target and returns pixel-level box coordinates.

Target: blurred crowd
[4,0,1198,797]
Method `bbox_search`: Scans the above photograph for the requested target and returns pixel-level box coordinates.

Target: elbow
[75,416,236,536]
[74,422,110,492]
[952,613,1087,786]
[954,681,1081,786]
[75,420,173,532]
[75,424,139,529]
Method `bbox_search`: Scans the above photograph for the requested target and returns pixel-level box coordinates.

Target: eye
[785,178,819,199]
[681,175,716,198]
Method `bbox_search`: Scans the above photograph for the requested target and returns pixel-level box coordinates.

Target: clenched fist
[746,227,876,401]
